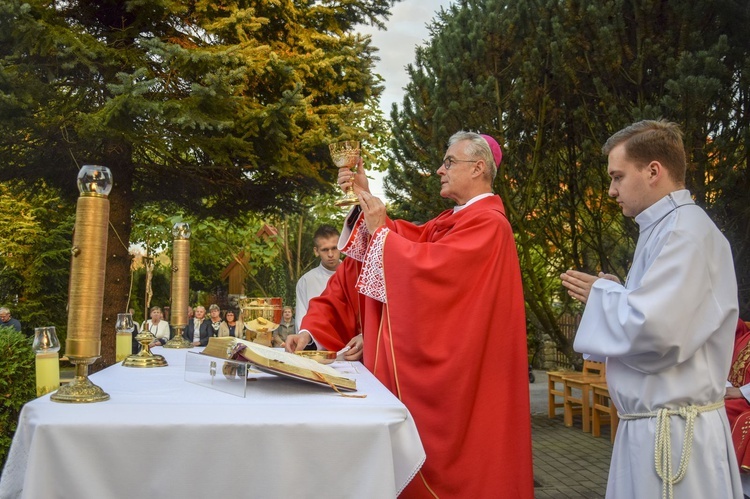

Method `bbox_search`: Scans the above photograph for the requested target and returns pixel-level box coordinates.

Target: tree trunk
[91,147,134,372]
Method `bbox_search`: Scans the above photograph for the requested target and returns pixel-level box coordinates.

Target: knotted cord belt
[618,400,724,499]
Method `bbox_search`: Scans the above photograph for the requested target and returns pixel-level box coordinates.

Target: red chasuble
[726,319,750,472]
[302,195,534,498]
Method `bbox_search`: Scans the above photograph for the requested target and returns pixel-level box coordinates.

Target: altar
[0,347,425,499]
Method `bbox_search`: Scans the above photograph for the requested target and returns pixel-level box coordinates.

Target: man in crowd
[0,307,22,332]
[295,224,341,331]
[560,120,741,498]
[287,131,533,498]
[272,306,295,347]
[183,305,210,346]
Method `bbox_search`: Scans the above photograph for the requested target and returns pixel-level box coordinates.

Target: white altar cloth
[0,347,425,499]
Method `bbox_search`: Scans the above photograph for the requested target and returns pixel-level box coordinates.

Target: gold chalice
[329,140,361,207]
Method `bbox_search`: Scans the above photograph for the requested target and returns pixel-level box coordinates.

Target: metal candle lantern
[33,326,61,397]
[115,313,135,362]
[164,222,193,348]
[51,165,112,403]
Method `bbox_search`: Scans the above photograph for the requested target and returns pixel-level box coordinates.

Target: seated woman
[218,310,246,339]
[142,306,170,347]
[207,304,223,338]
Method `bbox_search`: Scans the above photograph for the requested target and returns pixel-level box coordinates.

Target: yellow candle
[116,333,132,362]
[36,352,60,397]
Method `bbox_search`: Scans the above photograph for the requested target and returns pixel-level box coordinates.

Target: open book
[202,337,356,392]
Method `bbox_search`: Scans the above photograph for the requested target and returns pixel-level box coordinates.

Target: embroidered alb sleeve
[356,227,389,303]
[342,216,370,262]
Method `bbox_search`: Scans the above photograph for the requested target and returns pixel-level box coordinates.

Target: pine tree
[388,0,750,359]
[0,0,398,366]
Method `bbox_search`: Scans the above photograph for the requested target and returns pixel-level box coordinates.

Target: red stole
[726,319,750,471]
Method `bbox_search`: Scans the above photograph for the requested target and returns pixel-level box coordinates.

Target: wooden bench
[563,373,605,432]
[591,382,619,443]
[547,360,605,418]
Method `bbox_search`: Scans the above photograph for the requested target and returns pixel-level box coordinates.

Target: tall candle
[50,165,112,403]
[36,352,60,397]
[170,234,190,328]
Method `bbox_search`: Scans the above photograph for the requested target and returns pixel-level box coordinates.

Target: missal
[202,337,356,392]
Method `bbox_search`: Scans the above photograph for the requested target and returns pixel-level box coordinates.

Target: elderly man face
[437,139,484,204]
[194,307,206,320]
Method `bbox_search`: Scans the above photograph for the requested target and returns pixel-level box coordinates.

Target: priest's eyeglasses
[442,157,479,170]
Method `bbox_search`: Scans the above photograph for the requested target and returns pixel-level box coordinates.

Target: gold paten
[294,350,337,365]
[122,330,168,368]
[50,192,110,403]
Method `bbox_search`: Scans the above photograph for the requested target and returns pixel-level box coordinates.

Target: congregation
[122,223,341,353]
[132,300,293,349]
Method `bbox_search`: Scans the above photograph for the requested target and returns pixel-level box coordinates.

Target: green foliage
[128,196,345,312]
[0,181,74,347]
[0,0,395,212]
[0,327,35,468]
[387,0,750,358]
[0,0,400,366]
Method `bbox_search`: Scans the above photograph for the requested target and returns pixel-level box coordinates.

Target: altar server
[287,131,533,498]
[561,119,741,499]
[295,224,341,331]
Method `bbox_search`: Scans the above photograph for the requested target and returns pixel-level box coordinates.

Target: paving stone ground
[530,370,613,498]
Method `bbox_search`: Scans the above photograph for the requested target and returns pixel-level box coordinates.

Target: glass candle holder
[115,313,135,362]
[33,326,61,397]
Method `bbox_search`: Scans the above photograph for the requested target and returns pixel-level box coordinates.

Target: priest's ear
[474,160,492,183]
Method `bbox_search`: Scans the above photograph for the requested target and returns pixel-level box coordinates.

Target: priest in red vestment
[287,132,534,498]
[725,319,750,474]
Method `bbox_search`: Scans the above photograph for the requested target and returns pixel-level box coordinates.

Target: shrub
[0,326,35,468]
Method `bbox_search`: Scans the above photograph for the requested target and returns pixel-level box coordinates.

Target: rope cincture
[618,400,724,499]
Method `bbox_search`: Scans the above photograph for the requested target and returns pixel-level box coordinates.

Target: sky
[356,0,454,199]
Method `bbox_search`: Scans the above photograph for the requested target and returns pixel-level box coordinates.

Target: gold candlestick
[33,327,61,397]
[164,222,193,348]
[51,165,112,403]
[122,329,168,367]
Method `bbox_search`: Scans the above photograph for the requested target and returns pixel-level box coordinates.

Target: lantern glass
[172,222,191,239]
[77,165,113,196]
[33,326,61,353]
